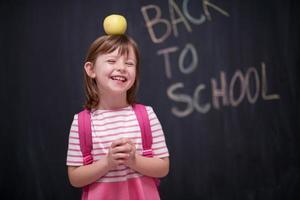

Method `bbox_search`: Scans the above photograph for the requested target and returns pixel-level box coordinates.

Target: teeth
[111,76,126,82]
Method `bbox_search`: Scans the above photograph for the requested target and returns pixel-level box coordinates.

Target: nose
[116,60,126,72]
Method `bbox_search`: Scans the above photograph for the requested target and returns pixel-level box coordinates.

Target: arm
[127,155,169,178]
[124,140,169,178]
[68,158,110,188]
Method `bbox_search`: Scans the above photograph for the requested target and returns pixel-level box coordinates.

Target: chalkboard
[1,0,299,199]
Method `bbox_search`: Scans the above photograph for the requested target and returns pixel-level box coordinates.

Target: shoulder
[145,105,154,113]
[70,110,90,125]
[70,113,79,125]
[134,103,154,111]
[134,104,158,117]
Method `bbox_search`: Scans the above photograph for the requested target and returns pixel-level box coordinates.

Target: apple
[103,14,127,35]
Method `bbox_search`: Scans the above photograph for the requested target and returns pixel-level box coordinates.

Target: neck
[97,93,129,110]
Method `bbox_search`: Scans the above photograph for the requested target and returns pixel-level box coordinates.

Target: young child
[66,35,169,200]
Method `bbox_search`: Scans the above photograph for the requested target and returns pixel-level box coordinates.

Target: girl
[66,35,169,200]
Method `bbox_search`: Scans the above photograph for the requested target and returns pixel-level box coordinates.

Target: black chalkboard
[1,0,299,199]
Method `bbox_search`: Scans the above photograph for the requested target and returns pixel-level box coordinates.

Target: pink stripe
[151,122,160,127]
[155,152,169,157]
[92,136,140,145]
[149,117,156,122]
[93,113,134,121]
[152,128,162,134]
[93,108,132,116]
[69,142,79,145]
[103,171,137,179]
[69,136,79,139]
[93,146,107,151]
[67,154,82,158]
[153,139,165,144]
[93,152,107,156]
[148,111,157,118]
[152,133,163,139]
[68,148,81,152]
[70,130,78,133]
[149,113,154,117]
[67,160,83,164]
[93,142,139,151]
[93,124,139,132]
[94,130,140,138]
[93,118,137,127]
[153,146,167,151]
[136,145,167,152]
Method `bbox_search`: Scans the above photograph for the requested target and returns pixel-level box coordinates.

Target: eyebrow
[105,54,136,61]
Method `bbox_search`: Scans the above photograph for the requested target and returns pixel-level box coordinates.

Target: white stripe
[152,140,167,149]
[68,144,80,150]
[69,138,79,144]
[67,150,82,156]
[154,148,169,156]
[67,156,83,162]
[92,124,140,133]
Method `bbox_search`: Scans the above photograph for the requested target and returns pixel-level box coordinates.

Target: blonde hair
[83,35,140,110]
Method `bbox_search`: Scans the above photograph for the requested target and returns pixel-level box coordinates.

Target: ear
[84,62,96,78]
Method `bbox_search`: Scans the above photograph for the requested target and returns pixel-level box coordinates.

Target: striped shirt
[66,105,169,183]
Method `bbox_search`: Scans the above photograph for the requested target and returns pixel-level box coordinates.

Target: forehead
[104,46,136,59]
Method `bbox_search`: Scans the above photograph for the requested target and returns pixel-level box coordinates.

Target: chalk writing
[167,63,280,117]
[140,1,280,118]
[157,47,178,79]
[141,0,229,43]
[157,43,198,79]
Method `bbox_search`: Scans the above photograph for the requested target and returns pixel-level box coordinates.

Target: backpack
[77,104,159,188]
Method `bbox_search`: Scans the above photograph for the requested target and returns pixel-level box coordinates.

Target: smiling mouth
[111,75,127,82]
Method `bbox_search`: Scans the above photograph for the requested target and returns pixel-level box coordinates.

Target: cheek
[95,66,109,77]
[130,68,137,79]
[130,71,137,87]
[132,72,136,80]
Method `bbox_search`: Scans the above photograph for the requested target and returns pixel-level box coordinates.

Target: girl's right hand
[106,138,132,169]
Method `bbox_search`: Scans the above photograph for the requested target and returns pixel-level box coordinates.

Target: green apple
[103,14,127,35]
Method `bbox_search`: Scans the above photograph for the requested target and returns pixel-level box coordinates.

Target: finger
[126,141,135,152]
[126,140,133,145]
[112,145,132,154]
[113,153,130,160]
[111,138,126,148]
[117,159,127,165]
[122,138,131,143]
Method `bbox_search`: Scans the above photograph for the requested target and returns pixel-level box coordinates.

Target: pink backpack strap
[133,104,153,157]
[78,109,93,165]
[133,104,160,187]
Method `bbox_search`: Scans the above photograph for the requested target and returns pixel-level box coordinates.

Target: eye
[107,59,116,64]
[126,62,135,67]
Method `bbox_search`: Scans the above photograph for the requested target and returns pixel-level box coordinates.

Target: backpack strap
[133,104,160,187]
[133,104,153,157]
[78,109,93,165]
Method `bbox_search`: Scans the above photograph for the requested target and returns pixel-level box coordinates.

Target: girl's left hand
[124,140,136,166]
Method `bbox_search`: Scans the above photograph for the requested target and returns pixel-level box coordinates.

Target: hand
[124,140,136,167]
[106,138,132,169]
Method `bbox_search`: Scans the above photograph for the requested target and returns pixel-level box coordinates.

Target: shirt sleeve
[66,114,84,166]
[146,106,169,158]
